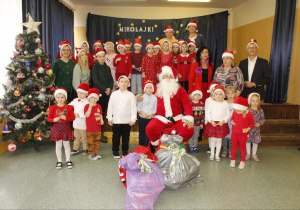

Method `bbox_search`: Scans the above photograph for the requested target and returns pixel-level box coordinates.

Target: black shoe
[56,162,62,170]
[122,151,128,157]
[198,135,203,142]
[113,151,120,159]
[66,161,73,169]
[100,134,108,143]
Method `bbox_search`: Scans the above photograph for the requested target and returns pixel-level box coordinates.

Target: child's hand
[61,115,66,120]
[75,113,80,118]
[105,88,111,95]
[108,120,113,126]
[185,121,194,128]
[116,57,121,63]
[211,121,217,127]
[230,120,236,125]
[137,94,143,102]
[148,113,155,119]
[53,116,61,122]
[142,73,146,78]
[128,73,131,79]
[219,120,225,126]
[101,119,104,125]
[255,123,260,128]
[141,112,148,118]
[243,127,251,133]
[132,64,135,69]
[157,73,160,78]
[129,121,135,126]
[90,101,96,107]
[178,73,182,79]
[200,124,204,129]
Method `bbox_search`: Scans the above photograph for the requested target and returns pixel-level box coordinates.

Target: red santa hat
[222,50,234,59]
[161,40,171,51]
[143,80,155,93]
[213,85,225,97]
[75,47,85,57]
[190,86,203,99]
[134,38,142,47]
[153,42,161,49]
[164,25,174,32]
[159,65,178,81]
[54,88,68,99]
[88,88,101,101]
[178,39,185,45]
[93,48,105,57]
[116,40,125,49]
[187,20,198,32]
[207,81,219,93]
[172,42,180,47]
[117,75,131,87]
[59,40,71,49]
[124,39,131,47]
[188,40,197,52]
[247,92,260,105]
[77,83,89,94]
[145,43,154,50]
[93,40,103,48]
[246,39,259,49]
[104,41,115,50]
[80,41,89,49]
[233,97,249,111]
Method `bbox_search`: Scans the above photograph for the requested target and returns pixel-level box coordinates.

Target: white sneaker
[209,155,214,160]
[238,161,245,169]
[95,153,102,159]
[230,160,235,168]
[89,154,98,160]
[245,154,251,160]
[215,156,220,161]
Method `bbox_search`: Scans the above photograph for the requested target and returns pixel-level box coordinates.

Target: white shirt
[205,97,214,124]
[137,94,157,118]
[206,100,230,123]
[69,98,89,129]
[248,56,257,82]
[107,90,137,124]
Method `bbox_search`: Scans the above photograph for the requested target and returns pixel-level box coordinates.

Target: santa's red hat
[104,41,114,50]
[93,48,105,57]
[75,47,85,57]
[161,40,171,51]
[188,40,197,52]
[55,88,68,99]
[207,81,219,93]
[159,65,178,81]
[117,75,131,87]
[246,39,259,49]
[187,20,198,32]
[164,25,174,32]
[59,40,71,49]
[88,88,101,101]
[247,92,260,105]
[116,40,125,49]
[178,39,185,45]
[77,83,89,94]
[145,43,154,50]
[190,86,203,99]
[124,39,131,47]
[143,80,155,93]
[233,97,249,111]
[93,40,103,48]
[213,85,225,97]
[222,50,234,59]
[134,38,142,47]
[80,41,89,49]
[172,42,179,47]
[153,42,161,49]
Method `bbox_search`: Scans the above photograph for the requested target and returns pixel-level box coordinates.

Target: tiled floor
[0,143,299,209]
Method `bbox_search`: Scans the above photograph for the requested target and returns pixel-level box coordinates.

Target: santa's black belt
[180,61,190,64]
[165,116,176,124]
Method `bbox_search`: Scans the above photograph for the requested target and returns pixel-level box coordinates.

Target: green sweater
[52,59,75,93]
[72,63,90,90]
[90,62,114,95]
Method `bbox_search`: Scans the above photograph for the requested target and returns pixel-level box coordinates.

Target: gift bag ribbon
[166,143,186,174]
[138,154,154,175]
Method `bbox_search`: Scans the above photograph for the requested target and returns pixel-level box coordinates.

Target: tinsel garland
[1,110,43,123]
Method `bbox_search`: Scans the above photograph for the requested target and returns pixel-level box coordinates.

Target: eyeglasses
[247,47,257,50]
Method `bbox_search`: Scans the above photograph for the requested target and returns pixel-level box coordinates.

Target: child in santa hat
[189,86,205,153]
[172,42,180,70]
[153,42,161,55]
[69,83,89,156]
[137,81,157,147]
[107,76,137,158]
[84,88,104,160]
[188,40,197,63]
[159,40,174,73]
[104,41,117,91]
[73,48,90,91]
[75,41,94,68]
[47,88,75,169]
[177,41,192,93]
[124,39,132,54]
[92,40,104,64]
[230,97,255,169]
[204,85,230,161]
[246,93,265,162]
[130,38,145,94]
[113,40,132,81]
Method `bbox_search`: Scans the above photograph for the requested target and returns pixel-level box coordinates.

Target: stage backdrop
[86,11,228,71]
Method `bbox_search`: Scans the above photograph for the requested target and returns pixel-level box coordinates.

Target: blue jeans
[131,74,142,94]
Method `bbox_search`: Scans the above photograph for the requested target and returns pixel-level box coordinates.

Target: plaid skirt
[49,122,74,142]
[204,121,230,138]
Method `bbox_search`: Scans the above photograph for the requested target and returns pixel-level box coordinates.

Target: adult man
[158,25,178,47]
[146,66,194,146]
[239,39,271,100]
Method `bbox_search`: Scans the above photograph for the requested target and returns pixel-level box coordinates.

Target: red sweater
[113,54,132,74]
[189,62,214,94]
[177,54,192,81]
[130,51,145,74]
[47,105,75,123]
[231,111,255,134]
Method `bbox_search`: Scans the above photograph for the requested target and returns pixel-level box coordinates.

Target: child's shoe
[66,161,73,169]
[193,147,200,153]
[89,154,98,160]
[189,147,194,153]
[113,151,120,159]
[238,161,245,169]
[82,150,88,156]
[95,152,102,159]
[215,156,221,161]
[245,154,251,160]
[207,148,211,154]
[209,155,214,160]
[70,150,79,155]
[230,160,235,168]
[252,155,260,162]
[221,150,227,158]
[56,162,62,170]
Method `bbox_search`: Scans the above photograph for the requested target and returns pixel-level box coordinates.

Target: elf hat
[134,38,142,47]
[246,39,259,49]
[77,83,89,94]
[116,40,125,49]
[222,50,234,59]
[55,88,68,99]
[213,85,225,97]
[153,42,161,49]
[59,40,71,49]
[93,48,105,57]
[124,39,131,47]
[161,40,171,51]
[93,40,103,48]
[117,75,131,87]
[207,81,219,93]
[75,47,85,57]
[164,25,174,32]
[233,97,249,111]
[104,41,115,50]
[80,41,89,49]
[88,88,101,101]
[145,43,154,50]
[143,80,155,93]
[190,85,203,99]
[247,92,260,105]
[187,20,198,32]
[159,65,178,81]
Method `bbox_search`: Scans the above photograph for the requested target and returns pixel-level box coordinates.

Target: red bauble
[45,64,51,69]
[50,87,55,93]
[25,107,31,112]
[22,139,26,143]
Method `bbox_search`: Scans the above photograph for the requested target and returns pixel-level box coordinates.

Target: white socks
[211,137,222,157]
[246,142,258,156]
[56,140,71,162]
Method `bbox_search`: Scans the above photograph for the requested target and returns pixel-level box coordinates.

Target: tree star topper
[22,14,42,34]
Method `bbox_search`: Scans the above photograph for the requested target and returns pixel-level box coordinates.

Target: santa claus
[145,66,194,145]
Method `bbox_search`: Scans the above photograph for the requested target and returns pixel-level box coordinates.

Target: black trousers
[179,81,189,93]
[138,117,151,147]
[98,93,110,115]
[112,124,131,152]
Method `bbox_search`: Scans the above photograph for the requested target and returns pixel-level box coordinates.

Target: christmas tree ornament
[27,67,31,71]
[5,101,10,105]
[46,69,53,76]
[0,104,4,109]
[46,108,49,114]
[41,111,44,115]
[25,62,31,67]
[28,94,32,98]
[7,143,16,152]
[12,56,16,60]
[17,40,24,48]
[22,14,42,34]
[37,67,44,73]
[45,64,51,69]
[35,38,41,43]
[32,73,36,77]
[2,123,11,133]
[22,139,26,143]
[14,89,21,97]
[21,101,25,106]
[37,135,43,141]
[24,50,28,55]
[29,82,33,87]
[35,48,42,55]
[38,93,45,100]
[12,67,16,71]
[40,87,46,93]
[15,122,23,130]
[25,107,31,112]
[17,72,25,79]
[50,87,55,93]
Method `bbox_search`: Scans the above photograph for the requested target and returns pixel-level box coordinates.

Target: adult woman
[72,48,90,90]
[213,50,244,96]
[184,20,206,51]
[189,46,214,101]
[52,40,75,101]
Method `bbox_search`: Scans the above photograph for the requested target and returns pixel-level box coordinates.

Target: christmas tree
[0,14,55,151]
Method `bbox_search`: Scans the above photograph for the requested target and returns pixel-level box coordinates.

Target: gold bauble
[21,101,25,106]
[41,111,44,115]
